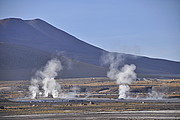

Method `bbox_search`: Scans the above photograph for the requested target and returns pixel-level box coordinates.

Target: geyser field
[28,54,138,100]
[0,58,180,119]
[1,77,180,119]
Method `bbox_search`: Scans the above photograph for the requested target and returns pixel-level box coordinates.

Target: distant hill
[0,18,180,80]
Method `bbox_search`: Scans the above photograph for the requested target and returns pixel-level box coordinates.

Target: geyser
[102,53,137,99]
[29,58,63,99]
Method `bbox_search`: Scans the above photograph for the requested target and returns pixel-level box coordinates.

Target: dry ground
[0,78,180,99]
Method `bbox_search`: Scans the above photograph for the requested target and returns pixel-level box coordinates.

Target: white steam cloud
[102,53,137,99]
[29,58,63,99]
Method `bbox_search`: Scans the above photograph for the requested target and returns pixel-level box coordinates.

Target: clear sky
[0,0,180,61]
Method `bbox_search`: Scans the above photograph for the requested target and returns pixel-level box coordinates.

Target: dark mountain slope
[117,53,180,74]
[0,43,107,80]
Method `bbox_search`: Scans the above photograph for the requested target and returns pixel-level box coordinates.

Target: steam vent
[47,94,54,98]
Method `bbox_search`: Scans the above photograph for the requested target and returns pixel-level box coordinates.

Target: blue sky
[0,0,180,61]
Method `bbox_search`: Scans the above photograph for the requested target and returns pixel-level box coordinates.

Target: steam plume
[148,86,167,99]
[102,53,137,99]
[29,58,62,99]
[63,86,79,99]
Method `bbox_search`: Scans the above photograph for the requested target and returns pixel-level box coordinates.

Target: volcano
[0,18,180,80]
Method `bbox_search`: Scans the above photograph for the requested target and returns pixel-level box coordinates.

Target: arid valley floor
[0,78,180,119]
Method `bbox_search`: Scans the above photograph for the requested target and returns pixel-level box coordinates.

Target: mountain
[0,43,107,80]
[0,18,105,66]
[0,18,180,80]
